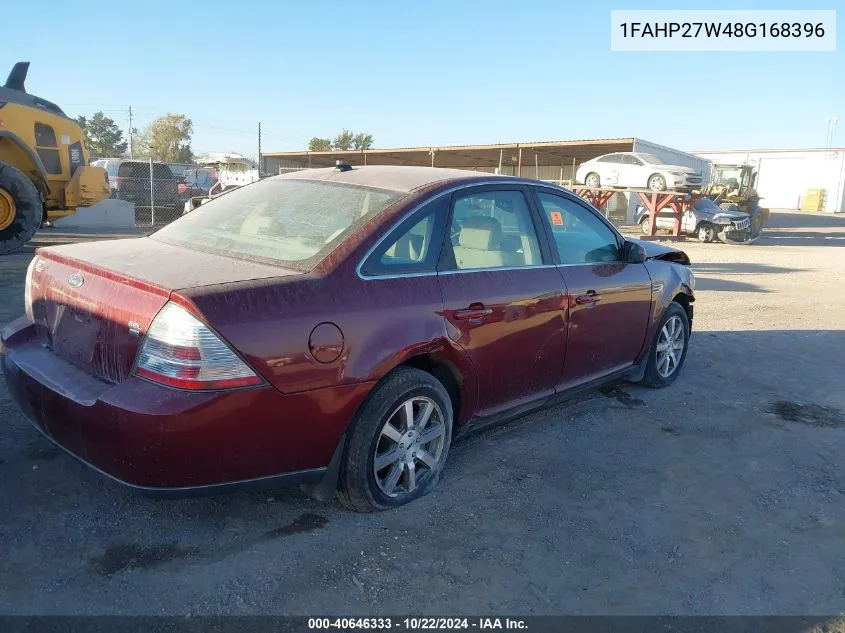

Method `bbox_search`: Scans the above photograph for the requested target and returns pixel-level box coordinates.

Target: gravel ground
[1,211,845,616]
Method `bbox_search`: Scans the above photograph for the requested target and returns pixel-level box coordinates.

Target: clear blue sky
[4,0,842,157]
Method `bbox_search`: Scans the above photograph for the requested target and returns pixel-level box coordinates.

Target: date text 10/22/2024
[307,618,528,630]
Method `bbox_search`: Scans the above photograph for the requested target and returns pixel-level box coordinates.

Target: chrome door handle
[575,291,601,305]
[454,303,492,320]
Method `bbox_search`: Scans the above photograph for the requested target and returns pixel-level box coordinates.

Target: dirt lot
[1,212,845,615]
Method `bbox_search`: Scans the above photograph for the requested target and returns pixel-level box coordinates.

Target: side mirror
[625,241,647,263]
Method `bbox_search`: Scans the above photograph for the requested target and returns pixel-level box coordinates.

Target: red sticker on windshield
[550,211,564,226]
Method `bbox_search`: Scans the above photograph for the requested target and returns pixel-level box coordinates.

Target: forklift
[0,62,109,254]
[701,163,769,237]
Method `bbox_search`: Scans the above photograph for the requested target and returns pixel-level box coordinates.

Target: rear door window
[443,190,543,270]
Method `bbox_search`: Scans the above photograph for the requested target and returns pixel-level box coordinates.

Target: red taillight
[133,302,262,390]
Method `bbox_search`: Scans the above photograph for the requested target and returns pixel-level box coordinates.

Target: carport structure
[262,138,639,183]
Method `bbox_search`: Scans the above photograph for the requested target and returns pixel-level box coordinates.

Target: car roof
[273,165,516,193]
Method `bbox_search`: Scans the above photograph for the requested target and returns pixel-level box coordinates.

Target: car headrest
[459,216,502,250]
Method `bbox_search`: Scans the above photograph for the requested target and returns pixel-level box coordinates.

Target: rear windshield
[117,162,175,179]
[150,178,404,269]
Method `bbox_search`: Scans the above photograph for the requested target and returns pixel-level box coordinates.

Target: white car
[576,152,703,191]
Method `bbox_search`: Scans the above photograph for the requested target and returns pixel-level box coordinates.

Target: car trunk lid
[28,238,297,383]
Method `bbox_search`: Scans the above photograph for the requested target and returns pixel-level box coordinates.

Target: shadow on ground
[2,329,845,615]
[691,262,803,275]
[759,211,845,248]
[693,277,769,293]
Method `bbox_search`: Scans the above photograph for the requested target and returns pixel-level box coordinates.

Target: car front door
[437,185,568,418]
[619,154,645,187]
[533,188,653,389]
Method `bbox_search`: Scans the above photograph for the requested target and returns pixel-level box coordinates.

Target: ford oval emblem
[67,273,85,288]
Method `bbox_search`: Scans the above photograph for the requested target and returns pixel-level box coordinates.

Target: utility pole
[257,121,262,176]
[128,106,134,159]
[825,116,838,152]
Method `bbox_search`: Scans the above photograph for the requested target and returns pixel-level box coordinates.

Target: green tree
[142,113,193,162]
[75,115,91,148]
[308,137,332,152]
[352,132,374,150]
[76,111,128,158]
[332,129,355,151]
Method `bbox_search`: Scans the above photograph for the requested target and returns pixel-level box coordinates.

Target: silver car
[636,197,752,243]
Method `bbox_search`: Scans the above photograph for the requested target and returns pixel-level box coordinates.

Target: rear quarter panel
[184,273,480,423]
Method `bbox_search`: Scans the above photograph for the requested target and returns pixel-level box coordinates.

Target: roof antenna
[335,160,352,172]
[5,61,29,92]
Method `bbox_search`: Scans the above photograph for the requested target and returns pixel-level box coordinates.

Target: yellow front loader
[0,61,109,254]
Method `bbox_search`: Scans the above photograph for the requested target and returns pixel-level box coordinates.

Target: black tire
[584,172,600,188]
[0,162,42,255]
[697,222,716,243]
[640,216,652,235]
[648,173,667,192]
[337,367,453,512]
[639,302,690,388]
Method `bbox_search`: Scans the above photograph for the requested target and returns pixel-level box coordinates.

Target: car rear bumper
[2,317,373,494]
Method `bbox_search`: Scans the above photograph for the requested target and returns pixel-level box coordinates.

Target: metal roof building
[262,137,711,189]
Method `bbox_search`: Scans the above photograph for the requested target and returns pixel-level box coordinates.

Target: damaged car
[636,196,754,243]
[2,165,694,511]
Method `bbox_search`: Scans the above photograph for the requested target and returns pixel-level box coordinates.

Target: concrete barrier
[53,199,136,229]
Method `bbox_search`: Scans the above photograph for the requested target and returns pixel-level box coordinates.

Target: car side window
[536,191,623,265]
[444,190,543,271]
[596,155,618,163]
[621,155,641,165]
[361,196,447,277]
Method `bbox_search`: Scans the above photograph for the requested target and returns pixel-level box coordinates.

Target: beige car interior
[383,216,429,263]
[452,215,540,270]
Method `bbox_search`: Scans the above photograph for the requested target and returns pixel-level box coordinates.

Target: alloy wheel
[373,396,446,498]
[655,315,685,378]
[648,175,666,191]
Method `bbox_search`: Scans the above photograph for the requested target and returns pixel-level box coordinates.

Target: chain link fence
[92,158,222,228]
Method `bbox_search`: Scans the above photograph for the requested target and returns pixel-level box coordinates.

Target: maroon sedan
[2,165,695,511]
